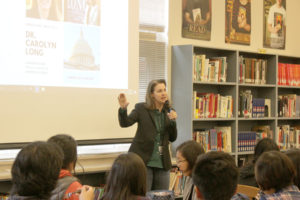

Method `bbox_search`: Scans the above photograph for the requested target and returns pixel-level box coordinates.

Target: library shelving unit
[171,44,300,163]
[277,55,300,126]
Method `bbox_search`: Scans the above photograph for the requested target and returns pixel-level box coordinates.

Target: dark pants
[146,166,170,191]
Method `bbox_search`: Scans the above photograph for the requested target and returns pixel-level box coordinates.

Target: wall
[169,0,300,56]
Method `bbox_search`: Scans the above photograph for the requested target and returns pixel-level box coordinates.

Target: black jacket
[118,103,177,170]
[239,162,258,187]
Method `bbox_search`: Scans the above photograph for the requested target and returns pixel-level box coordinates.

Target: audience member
[239,138,279,187]
[255,151,300,199]
[48,134,82,200]
[9,141,63,200]
[192,151,248,200]
[285,149,300,189]
[100,152,150,200]
[176,140,205,200]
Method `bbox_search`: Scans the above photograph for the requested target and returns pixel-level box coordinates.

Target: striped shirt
[257,185,300,200]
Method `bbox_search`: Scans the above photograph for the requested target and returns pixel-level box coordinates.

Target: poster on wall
[225,0,251,45]
[263,0,286,49]
[182,0,211,41]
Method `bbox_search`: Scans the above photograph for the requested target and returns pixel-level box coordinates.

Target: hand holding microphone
[164,100,177,120]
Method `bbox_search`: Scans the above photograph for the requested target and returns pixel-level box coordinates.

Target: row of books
[239,90,271,118]
[193,54,228,82]
[278,63,300,86]
[193,126,232,153]
[276,125,300,150]
[194,92,233,118]
[169,169,183,196]
[0,194,8,200]
[238,125,273,152]
[278,94,300,117]
[239,56,267,84]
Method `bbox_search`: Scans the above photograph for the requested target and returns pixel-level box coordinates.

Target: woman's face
[176,151,191,176]
[151,83,167,106]
[37,0,52,19]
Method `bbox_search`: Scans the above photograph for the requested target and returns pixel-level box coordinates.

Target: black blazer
[118,102,177,170]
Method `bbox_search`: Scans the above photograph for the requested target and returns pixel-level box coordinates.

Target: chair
[237,184,260,200]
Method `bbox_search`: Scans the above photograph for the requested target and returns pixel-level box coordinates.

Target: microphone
[163,100,172,113]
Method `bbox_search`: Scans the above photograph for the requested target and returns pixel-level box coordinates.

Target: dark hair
[145,79,167,110]
[255,151,295,192]
[176,140,205,171]
[253,138,279,163]
[285,149,300,188]
[10,141,63,198]
[192,151,238,200]
[47,134,77,169]
[101,152,147,200]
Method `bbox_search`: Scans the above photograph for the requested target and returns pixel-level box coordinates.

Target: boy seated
[9,141,63,200]
[192,151,248,200]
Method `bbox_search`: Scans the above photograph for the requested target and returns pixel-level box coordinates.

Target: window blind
[139,0,168,102]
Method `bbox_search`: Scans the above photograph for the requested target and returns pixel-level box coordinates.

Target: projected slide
[0,0,128,89]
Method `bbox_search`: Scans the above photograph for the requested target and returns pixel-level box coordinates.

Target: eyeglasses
[176,159,186,164]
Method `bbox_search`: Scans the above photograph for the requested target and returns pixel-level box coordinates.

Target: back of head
[285,149,300,188]
[255,151,295,192]
[47,134,77,169]
[254,138,279,163]
[102,152,147,200]
[10,141,63,198]
[192,151,238,200]
[176,140,205,171]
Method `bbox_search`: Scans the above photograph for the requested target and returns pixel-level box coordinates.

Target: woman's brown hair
[101,152,147,200]
[145,79,167,110]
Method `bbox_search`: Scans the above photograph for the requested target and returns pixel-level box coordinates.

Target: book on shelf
[278,94,300,117]
[169,169,183,196]
[192,54,227,83]
[238,131,256,152]
[252,98,265,118]
[0,194,9,200]
[239,91,271,118]
[239,56,267,84]
[251,125,273,139]
[193,92,233,119]
[193,126,232,153]
[276,125,300,149]
[238,125,273,152]
[278,63,300,86]
[239,90,252,118]
[264,99,271,117]
[211,57,227,82]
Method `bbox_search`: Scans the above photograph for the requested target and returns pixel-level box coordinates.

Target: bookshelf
[171,45,300,163]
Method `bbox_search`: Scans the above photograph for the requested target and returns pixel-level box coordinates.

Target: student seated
[47,134,82,200]
[176,140,205,200]
[286,149,300,189]
[239,138,279,187]
[192,151,249,200]
[255,151,300,199]
[80,152,149,200]
[9,141,63,200]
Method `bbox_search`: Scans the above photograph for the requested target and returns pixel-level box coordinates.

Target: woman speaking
[118,79,177,191]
